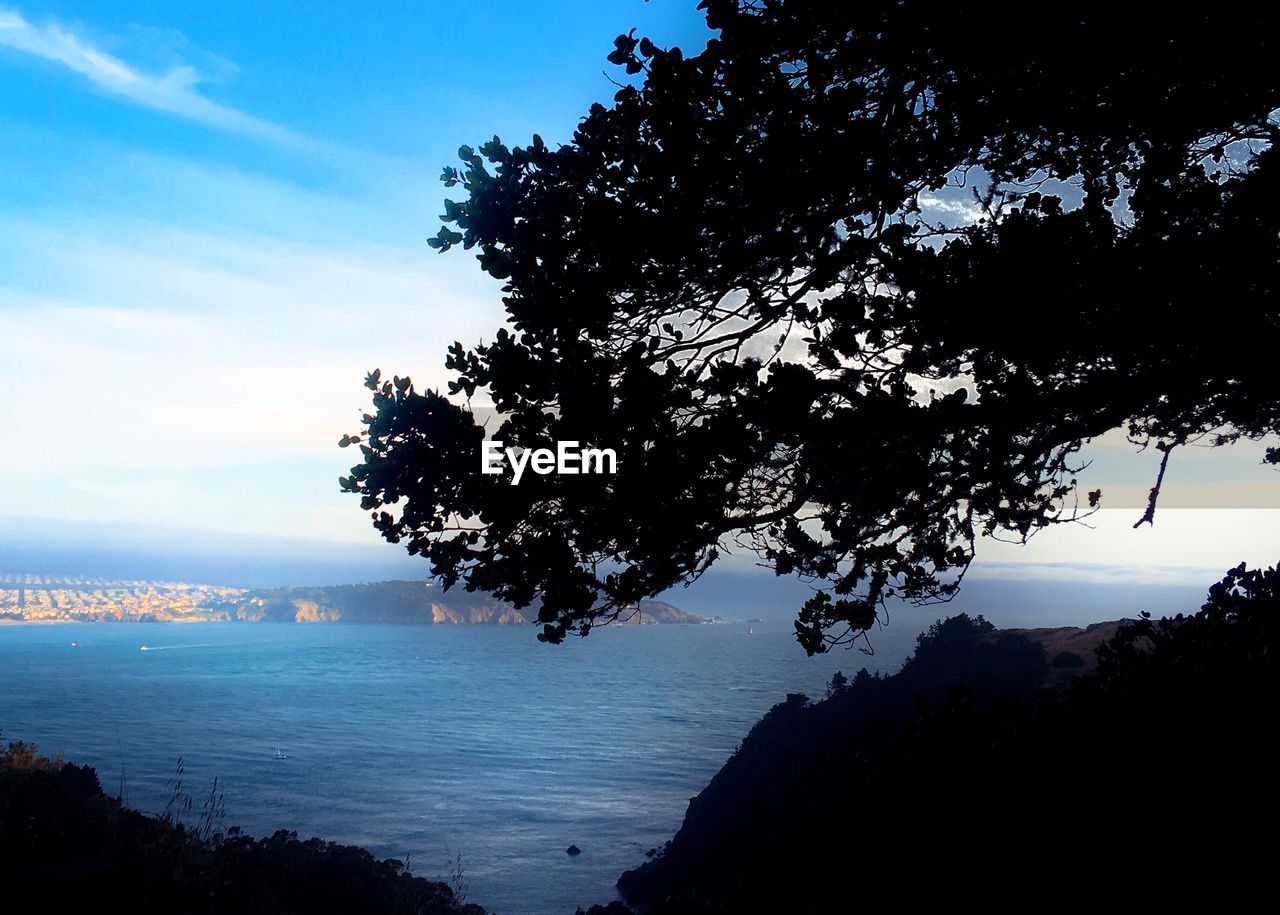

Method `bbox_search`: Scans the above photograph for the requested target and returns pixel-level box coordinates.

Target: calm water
[0,621,925,914]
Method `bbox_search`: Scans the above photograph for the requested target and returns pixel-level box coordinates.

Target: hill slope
[609,565,1279,912]
[0,741,484,914]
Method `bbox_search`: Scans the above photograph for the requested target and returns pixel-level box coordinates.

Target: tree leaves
[346,0,1280,652]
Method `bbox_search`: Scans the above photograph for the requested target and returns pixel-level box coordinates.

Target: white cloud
[968,560,1233,588]
[0,122,504,542]
[0,6,306,149]
[975,509,1280,575]
[0,226,502,541]
[0,226,502,476]
[917,193,983,224]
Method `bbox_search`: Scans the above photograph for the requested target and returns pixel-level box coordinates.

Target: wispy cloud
[0,217,501,540]
[968,560,1234,587]
[917,193,983,224]
[974,508,1280,579]
[0,125,497,542]
[0,6,306,148]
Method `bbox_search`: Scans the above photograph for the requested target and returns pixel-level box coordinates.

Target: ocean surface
[0,620,928,913]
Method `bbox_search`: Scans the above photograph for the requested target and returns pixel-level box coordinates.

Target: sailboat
[273,747,288,760]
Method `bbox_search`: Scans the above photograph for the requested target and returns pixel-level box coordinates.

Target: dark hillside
[613,565,1280,912]
[0,743,485,914]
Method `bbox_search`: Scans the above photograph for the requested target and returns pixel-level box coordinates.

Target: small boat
[273,747,288,760]
[747,627,753,635]
[139,645,151,651]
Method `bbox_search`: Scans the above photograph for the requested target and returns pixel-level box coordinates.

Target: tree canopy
[341,0,1280,652]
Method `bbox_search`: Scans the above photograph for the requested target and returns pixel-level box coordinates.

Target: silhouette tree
[341,1,1280,651]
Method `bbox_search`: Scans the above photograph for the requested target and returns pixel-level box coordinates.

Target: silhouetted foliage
[577,903,634,915]
[0,742,485,914]
[342,0,1280,652]
[1051,649,1084,669]
[611,563,1280,911]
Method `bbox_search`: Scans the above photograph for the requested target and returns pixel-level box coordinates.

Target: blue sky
[0,1,709,545]
[1,1,1277,589]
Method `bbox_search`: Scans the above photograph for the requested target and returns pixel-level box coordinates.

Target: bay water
[0,620,925,914]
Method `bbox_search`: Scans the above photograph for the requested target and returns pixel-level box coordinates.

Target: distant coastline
[0,576,705,626]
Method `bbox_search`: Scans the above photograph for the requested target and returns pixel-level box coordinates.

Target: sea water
[0,620,924,913]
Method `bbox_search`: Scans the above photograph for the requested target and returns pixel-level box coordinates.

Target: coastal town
[0,574,242,623]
